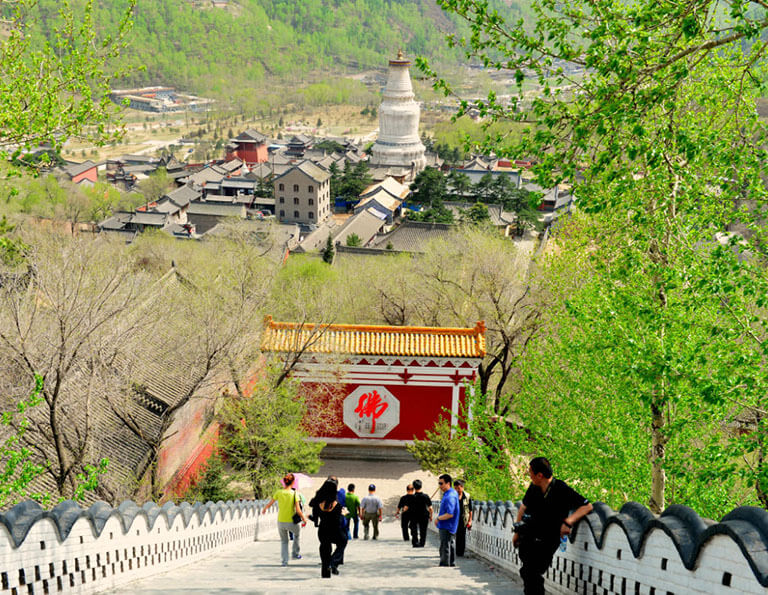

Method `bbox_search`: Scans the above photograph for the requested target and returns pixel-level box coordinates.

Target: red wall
[235,144,268,164]
[304,382,461,441]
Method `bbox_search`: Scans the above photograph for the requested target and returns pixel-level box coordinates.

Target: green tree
[424,0,768,514]
[409,167,447,208]
[346,233,362,247]
[328,161,342,199]
[217,365,324,498]
[459,202,489,224]
[447,169,472,200]
[0,0,135,167]
[183,454,237,503]
[472,173,494,203]
[0,216,28,268]
[322,234,335,264]
[139,168,173,203]
[338,160,372,199]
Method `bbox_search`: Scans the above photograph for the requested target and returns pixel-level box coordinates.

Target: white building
[369,51,427,176]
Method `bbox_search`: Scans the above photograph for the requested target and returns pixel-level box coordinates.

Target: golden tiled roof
[260,316,486,359]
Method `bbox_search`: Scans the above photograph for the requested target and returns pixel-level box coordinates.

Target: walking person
[435,473,459,567]
[309,477,346,578]
[409,479,433,547]
[345,483,361,539]
[330,476,348,567]
[513,457,592,595]
[261,472,307,567]
[396,484,415,541]
[454,479,473,557]
[360,484,383,540]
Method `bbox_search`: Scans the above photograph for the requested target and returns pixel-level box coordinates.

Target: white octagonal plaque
[343,386,400,438]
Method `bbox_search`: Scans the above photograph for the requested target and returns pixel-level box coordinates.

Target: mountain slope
[31,0,530,95]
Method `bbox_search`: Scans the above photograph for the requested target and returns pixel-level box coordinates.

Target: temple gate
[260,317,486,449]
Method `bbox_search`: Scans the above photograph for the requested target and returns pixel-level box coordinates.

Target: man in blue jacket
[434,473,460,567]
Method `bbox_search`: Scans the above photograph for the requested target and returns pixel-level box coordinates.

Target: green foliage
[0,216,28,267]
[1,375,47,508]
[345,233,362,247]
[336,161,372,200]
[0,0,135,166]
[425,0,768,516]
[409,203,454,224]
[15,175,138,224]
[459,202,490,224]
[322,234,335,264]
[1,376,108,508]
[408,387,528,501]
[409,167,447,207]
[72,458,110,503]
[218,365,324,498]
[138,168,173,203]
[406,417,464,478]
[26,0,527,101]
[184,454,237,503]
[316,140,345,154]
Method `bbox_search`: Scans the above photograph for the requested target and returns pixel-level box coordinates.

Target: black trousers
[400,514,411,540]
[409,517,428,546]
[456,524,467,556]
[519,537,559,595]
[319,533,347,570]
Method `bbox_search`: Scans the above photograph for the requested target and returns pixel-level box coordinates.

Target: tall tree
[423,0,768,513]
[0,0,135,167]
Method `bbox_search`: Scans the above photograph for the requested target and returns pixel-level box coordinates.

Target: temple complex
[369,51,427,177]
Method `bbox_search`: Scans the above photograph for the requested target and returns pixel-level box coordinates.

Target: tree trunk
[649,398,666,514]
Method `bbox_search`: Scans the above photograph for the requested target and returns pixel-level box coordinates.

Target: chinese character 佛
[354,390,389,434]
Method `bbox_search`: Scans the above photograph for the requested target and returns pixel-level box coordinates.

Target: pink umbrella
[282,472,314,489]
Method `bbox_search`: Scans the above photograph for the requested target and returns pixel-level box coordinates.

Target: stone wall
[431,499,768,593]
[0,499,278,594]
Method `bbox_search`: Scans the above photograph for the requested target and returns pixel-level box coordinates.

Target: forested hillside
[24,0,528,97]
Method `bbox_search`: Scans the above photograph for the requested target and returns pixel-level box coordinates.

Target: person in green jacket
[345,483,361,539]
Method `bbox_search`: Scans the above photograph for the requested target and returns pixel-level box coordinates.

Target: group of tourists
[261,457,592,592]
[261,473,472,577]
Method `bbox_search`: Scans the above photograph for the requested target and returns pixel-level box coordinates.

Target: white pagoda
[369,51,427,174]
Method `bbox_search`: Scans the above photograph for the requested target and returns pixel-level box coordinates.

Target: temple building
[260,317,486,458]
[369,51,427,178]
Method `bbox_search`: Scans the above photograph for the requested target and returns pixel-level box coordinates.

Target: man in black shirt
[396,484,415,541]
[513,457,592,595]
[408,479,433,547]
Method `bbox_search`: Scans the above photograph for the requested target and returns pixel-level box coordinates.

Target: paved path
[114,519,522,594]
[307,457,439,515]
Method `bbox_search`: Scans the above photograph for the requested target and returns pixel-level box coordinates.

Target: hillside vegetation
[24,0,529,97]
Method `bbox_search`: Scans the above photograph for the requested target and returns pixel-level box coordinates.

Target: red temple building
[260,317,486,451]
[225,129,269,165]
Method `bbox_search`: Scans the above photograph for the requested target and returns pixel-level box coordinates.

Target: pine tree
[322,234,334,264]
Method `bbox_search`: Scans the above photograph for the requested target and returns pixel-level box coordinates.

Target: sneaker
[331,567,340,575]
[281,561,288,567]
[292,555,302,560]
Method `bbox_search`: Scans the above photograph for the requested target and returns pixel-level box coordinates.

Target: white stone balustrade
[431,499,768,593]
[0,499,278,594]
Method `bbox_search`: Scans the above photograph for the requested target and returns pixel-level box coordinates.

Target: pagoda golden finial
[397,48,404,60]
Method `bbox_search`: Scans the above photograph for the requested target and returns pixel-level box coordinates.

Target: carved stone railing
[431,499,768,594]
[0,499,278,594]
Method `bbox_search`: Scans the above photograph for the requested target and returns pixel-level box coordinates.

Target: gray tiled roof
[165,184,200,208]
[234,129,268,143]
[370,220,458,253]
[62,160,96,178]
[333,209,386,247]
[187,202,246,217]
[273,160,331,184]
